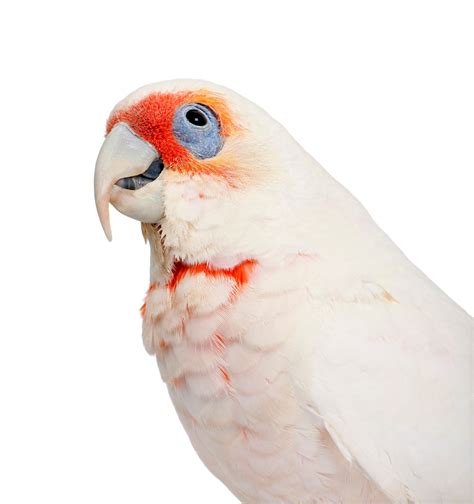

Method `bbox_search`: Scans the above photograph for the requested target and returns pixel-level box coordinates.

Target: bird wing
[306,267,473,503]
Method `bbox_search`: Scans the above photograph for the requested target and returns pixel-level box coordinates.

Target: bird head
[94,80,318,273]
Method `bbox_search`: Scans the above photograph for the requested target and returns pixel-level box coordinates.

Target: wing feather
[306,268,472,502]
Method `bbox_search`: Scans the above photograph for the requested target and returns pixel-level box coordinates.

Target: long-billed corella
[94,79,472,504]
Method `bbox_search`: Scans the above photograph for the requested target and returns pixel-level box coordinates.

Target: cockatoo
[94,79,472,504]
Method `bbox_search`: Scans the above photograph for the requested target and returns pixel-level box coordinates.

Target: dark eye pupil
[185,109,208,126]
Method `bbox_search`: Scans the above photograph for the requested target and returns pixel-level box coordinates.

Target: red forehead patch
[106,91,239,176]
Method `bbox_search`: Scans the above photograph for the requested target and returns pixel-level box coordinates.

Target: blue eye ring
[173,103,223,159]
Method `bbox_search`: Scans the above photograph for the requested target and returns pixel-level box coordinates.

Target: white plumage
[95,79,473,503]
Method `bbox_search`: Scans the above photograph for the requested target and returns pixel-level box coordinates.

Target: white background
[1,1,472,503]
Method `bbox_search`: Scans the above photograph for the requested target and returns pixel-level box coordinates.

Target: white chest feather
[141,258,385,503]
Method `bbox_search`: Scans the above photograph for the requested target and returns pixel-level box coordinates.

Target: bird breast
[141,256,385,503]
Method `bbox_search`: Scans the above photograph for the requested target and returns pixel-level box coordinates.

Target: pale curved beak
[94,123,158,240]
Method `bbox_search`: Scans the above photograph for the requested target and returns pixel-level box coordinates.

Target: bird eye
[185,108,208,127]
[173,103,223,159]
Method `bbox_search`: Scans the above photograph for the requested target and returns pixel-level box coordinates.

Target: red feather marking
[167,259,257,292]
[213,333,226,353]
[158,340,170,351]
[147,282,158,294]
[219,366,231,383]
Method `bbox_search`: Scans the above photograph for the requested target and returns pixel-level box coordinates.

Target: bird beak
[94,123,158,241]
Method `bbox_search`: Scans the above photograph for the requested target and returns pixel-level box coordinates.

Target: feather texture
[98,79,473,503]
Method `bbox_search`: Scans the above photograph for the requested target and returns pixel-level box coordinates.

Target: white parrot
[94,79,473,503]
